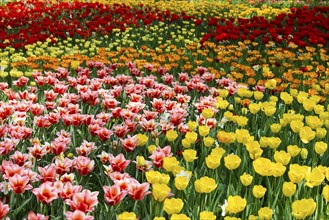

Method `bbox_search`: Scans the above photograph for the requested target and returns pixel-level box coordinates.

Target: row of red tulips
[1,1,329,50]
[0,0,192,49]
[202,6,329,47]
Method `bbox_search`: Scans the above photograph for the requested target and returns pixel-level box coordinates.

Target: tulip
[258,207,273,220]
[203,136,215,147]
[194,176,217,193]
[240,173,253,186]
[198,125,210,137]
[200,211,216,220]
[282,182,297,197]
[314,141,327,155]
[292,199,316,219]
[166,130,178,142]
[174,176,189,191]
[163,198,184,214]
[170,214,191,220]
[118,212,137,220]
[225,196,247,214]
[205,154,221,169]
[224,154,241,170]
[322,185,329,202]
[182,149,198,162]
[252,185,267,198]
[152,183,172,202]
[0,200,9,219]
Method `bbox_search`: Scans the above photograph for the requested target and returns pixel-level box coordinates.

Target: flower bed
[0,1,329,220]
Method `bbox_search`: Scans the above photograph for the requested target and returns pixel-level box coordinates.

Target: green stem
[63,202,66,218]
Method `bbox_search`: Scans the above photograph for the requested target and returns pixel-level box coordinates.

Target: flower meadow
[0,0,329,219]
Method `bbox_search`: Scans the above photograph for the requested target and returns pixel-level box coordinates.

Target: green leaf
[13,196,32,216]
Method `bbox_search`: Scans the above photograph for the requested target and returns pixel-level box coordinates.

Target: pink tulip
[59,182,82,200]
[109,154,130,172]
[129,182,151,200]
[32,182,59,204]
[121,135,138,152]
[65,189,99,213]
[27,211,49,220]
[8,174,32,194]
[65,210,94,220]
[38,164,57,182]
[103,184,127,206]
[73,156,95,176]
[0,200,9,219]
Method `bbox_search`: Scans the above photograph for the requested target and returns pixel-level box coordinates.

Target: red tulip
[32,182,59,204]
[27,211,49,220]
[0,200,9,219]
[65,189,99,213]
[8,174,32,194]
[73,156,95,176]
[65,210,94,220]
[103,184,127,206]
[109,153,130,172]
[129,182,150,201]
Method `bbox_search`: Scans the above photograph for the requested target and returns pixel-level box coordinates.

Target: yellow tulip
[267,137,281,149]
[272,162,286,177]
[198,125,210,137]
[253,91,264,100]
[322,185,329,202]
[224,154,241,170]
[174,176,189,191]
[182,138,192,148]
[291,199,316,219]
[203,136,215,147]
[249,103,261,114]
[185,131,198,144]
[225,196,247,214]
[163,198,184,215]
[288,164,309,184]
[265,79,276,90]
[152,183,171,202]
[270,123,281,133]
[187,121,198,131]
[163,157,179,172]
[274,151,291,165]
[280,92,293,105]
[300,148,308,159]
[182,149,198,162]
[202,108,214,119]
[253,157,273,176]
[299,126,315,144]
[314,141,328,155]
[305,168,325,188]
[205,154,221,170]
[166,130,178,142]
[258,207,273,220]
[252,185,267,198]
[240,172,253,186]
[316,127,327,139]
[305,116,323,129]
[287,145,301,157]
[200,211,216,220]
[217,131,236,144]
[136,133,148,146]
[170,214,191,220]
[282,182,296,197]
[118,212,137,220]
[290,120,304,133]
[302,99,316,111]
[194,176,217,193]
